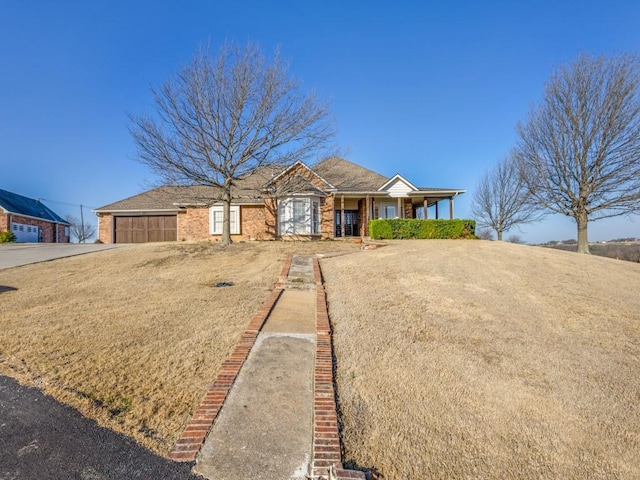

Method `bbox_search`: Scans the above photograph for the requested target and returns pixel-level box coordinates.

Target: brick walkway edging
[169,253,367,479]
[168,255,291,462]
[312,258,367,480]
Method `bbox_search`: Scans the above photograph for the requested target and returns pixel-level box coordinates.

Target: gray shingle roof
[311,157,389,191]
[0,189,69,224]
[273,174,327,197]
[95,167,279,211]
[94,158,465,212]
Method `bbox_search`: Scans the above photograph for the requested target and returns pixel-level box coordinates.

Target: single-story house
[94,157,465,243]
[0,188,70,243]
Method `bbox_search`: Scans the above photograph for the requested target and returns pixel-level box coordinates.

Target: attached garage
[114,215,177,243]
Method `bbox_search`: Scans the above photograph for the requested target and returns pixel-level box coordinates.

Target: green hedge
[369,219,476,240]
[0,231,17,243]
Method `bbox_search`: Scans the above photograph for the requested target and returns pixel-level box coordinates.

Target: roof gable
[0,189,68,224]
[378,174,418,196]
[264,160,335,191]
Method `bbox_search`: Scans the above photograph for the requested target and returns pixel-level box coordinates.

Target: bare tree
[516,53,640,254]
[65,214,96,243]
[129,41,335,245]
[476,228,495,240]
[471,153,543,241]
[506,234,525,244]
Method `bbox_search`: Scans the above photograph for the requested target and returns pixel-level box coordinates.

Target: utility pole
[80,204,85,243]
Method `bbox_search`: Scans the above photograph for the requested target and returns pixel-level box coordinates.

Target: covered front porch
[332,192,462,238]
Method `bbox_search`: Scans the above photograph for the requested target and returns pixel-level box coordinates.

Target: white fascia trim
[333,191,386,196]
[281,192,327,198]
[407,189,467,197]
[93,209,182,215]
[172,202,207,207]
[4,210,70,225]
[378,174,418,192]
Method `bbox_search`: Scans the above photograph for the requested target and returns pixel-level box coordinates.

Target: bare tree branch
[471,153,544,241]
[516,53,640,253]
[64,215,96,243]
[129,41,335,245]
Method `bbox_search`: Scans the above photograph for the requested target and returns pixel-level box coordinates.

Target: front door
[335,210,359,237]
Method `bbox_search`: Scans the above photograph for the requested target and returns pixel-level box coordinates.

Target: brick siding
[96,213,112,243]
[98,205,274,244]
[1,213,69,243]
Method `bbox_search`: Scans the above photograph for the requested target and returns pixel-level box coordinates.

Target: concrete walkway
[0,243,125,269]
[194,257,317,480]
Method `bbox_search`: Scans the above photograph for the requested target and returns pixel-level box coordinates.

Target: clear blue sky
[2,1,639,243]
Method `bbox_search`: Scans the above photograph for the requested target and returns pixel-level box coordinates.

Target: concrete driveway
[0,243,127,269]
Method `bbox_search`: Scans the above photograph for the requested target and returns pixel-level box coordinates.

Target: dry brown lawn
[0,240,359,455]
[321,240,640,479]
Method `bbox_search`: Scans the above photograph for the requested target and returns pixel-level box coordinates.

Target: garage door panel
[114,215,176,243]
[114,217,132,243]
[163,216,177,241]
[147,217,164,242]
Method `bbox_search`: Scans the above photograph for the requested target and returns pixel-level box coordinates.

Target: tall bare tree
[64,214,96,243]
[471,153,543,241]
[516,53,640,254]
[129,41,334,245]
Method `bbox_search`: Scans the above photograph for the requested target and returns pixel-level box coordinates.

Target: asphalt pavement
[0,243,126,269]
[0,375,200,480]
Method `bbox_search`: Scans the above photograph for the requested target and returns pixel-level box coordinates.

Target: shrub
[369,219,476,240]
[0,231,17,243]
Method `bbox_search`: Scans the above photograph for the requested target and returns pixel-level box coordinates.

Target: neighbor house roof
[0,188,69,224]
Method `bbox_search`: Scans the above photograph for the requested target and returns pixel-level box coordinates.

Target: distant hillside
[543,241,640,262]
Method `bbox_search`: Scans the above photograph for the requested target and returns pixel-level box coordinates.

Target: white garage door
[11,222,39,242]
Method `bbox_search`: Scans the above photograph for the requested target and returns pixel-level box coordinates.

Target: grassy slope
[0,240,359,455]
[321,240,640,479]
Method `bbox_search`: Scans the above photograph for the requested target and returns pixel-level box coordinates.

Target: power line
[38,198,98,210]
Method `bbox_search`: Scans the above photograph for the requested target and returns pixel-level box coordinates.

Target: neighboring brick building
[0,189,70,243]
[94,157,466,243]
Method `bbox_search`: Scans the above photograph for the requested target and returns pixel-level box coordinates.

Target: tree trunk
[497,229,503,241]
[576,210,589,254]
[221,186,232,246]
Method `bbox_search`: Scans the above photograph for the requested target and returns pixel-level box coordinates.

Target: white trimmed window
[210,205,240,235]
[378,203,398,219]
[279,197,321,235]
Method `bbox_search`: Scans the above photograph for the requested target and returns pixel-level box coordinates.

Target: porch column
[365,195,370,237]
[423,199,428,219]
[341,195,345,238]
[397,197,402,218]
[449,197,454,219]
[435,201,439,219]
